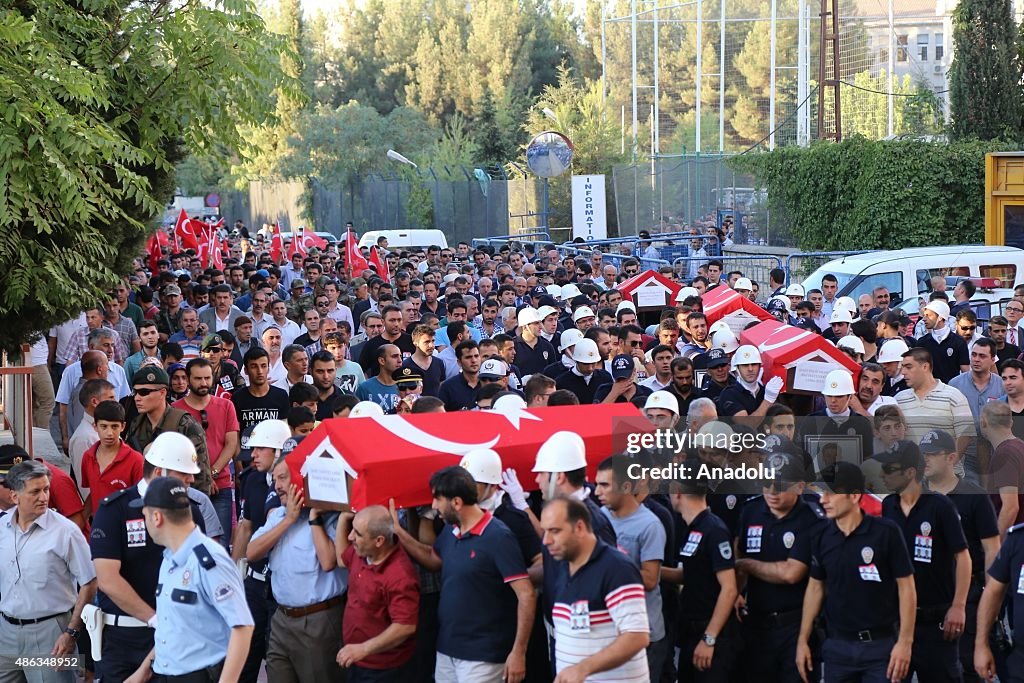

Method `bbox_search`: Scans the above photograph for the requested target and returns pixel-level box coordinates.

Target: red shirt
[41,460,85,533]
[990,437,1024,527]
[342,543,420,669]
[173,396,239,488]
[81,441,144,515]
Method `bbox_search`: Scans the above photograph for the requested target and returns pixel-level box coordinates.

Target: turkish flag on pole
[304,231,329,250]
[368,246,390,283]
[211,233,225,270]
[345,229,369,276]
[146,233,163,272]
[270,223,283,264]
[174,209,199,251]
[288,227,306,260]
[285,403,651,509]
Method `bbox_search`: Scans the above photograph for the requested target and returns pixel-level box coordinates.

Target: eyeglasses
[134,387,164,397]
[1008,306,1024,313]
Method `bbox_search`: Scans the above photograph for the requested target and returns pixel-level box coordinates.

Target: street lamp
[386,149,417,169]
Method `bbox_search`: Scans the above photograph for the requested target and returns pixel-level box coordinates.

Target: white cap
[822,369,855,396]
[877,338,910,363]
[442,273,460,284]
[479,358,509,378]
[246,420,292,450]
[571,338,601,363]
[835,296,857,314]
[460,448,503,485]
[561,284,582,300]
[731,344,762,368]
[711,328,739,354]
[572,306,596,323]
[517,307,542,327]
[558,328,584,352]
[145,432,201,474]
[643,391,679,415]
[734,277,753,291]
[674,286,700,302]
[829,308,854,324]
[615,300,637,314]
[785,283,805,297]
[546,284,563,299]
[351,401,385,418]
[924,300,950,319]
[533,431,587,473]
[837,335,865,355]
[538,305,559,320]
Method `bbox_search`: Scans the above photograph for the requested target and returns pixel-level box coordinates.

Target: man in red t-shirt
[81,400,144,516]
[981,400,1024,537]
[0,444,87,533]
[336,506,420,680]
[173,357,240,549]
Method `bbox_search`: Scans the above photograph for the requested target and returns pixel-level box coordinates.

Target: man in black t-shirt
[358,304,414,377]
[232,348,290,463]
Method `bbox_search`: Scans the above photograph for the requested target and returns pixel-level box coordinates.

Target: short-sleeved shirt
[513,336,556,377]
[433,511,529,664]
[81,441,145,515]
[438,373,480,412]
[926,478,999,585]
[238,468,277,574]
[676,508,735,621]
[989,437,1024,528]
[601,505,666,641]
[152,528,253,675]
[354,378,400,412]
[231,386,290,459]
[251,507,347,607]
[986,523,1024,634]
[809,513,914,634]
[549,541,650,682]
[556,369,613,406]
[708,485,755,540]
[43,460,86,523]
[916,332,969,384]
[341,544,420,670]
[737,496,827,614]
[401,356,445,397]
[894,381,976,445]
[173,396,240,488]
[715,383,765,417]
[882,492,967,609]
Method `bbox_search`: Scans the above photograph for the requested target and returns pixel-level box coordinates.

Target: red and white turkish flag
[270,222,284,264]
[368,246,390,283]
[285,403,651,509]
[174,209,199,250]
[345,228,369,275]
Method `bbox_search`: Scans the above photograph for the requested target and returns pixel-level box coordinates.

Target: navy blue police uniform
[986,523,1024,682]
[237,467,280,683]
[714,383,764,418]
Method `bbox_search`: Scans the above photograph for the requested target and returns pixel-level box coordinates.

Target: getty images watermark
[623,429,777,481]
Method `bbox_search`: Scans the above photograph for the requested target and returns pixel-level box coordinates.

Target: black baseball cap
[530,285,547,298]
[0,444,29,485]
[130,476,191,510]
[705,348,728,368]
[763,451,809,485]
[919,430,956,455]
[875,440,923,471]
[821,461,866,494]
[611,354,633,380]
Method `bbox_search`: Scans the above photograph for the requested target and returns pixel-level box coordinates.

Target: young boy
[287,406,316,436]
[862,404,907,493]
[81,400,145,515]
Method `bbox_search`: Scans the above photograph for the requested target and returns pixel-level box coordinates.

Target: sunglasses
[203,347,222,353]
[959,326,976,332]
[881,464,905,474]
[134,387,164,397]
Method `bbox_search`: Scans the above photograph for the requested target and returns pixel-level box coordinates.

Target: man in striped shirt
[541,496,650,683]
[895,346,976,462]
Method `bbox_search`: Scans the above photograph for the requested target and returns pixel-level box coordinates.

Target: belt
[746,608,802,628]
[104,614,149,628]
[830,626,896,643]
[245,567,267,582]
[2,611,66,626]
[277,595,343,618]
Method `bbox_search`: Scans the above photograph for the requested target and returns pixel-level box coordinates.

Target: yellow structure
[986,152,1024,247]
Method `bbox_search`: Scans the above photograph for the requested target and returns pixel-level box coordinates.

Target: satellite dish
[526,131,574,178]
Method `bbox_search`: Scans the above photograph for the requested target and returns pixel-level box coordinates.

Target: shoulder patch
[100,488,131,506]
[193,544,217,570]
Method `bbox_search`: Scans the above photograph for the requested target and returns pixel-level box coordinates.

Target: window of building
[897,35,908,62]
[935,33,944,60]
[917,34,928,61]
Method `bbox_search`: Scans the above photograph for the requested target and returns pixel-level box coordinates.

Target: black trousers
[906,614,962,682]
[676,618,740,683]
[95,625,154,683]
[742,616,808,683]
[239,576,273,683]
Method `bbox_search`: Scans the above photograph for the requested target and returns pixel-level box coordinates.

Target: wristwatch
[309,516,325,527]
[702,633,717,647]
[63,627,80,639]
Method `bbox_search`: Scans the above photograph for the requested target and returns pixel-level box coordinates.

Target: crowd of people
[4,225,1024,683]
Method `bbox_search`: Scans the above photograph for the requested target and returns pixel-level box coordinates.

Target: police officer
[735,451,826,682]
[230,419,291,683]
[878,441,970,681]
[126,477,254,682]
[699,349,736,401]
[797,462,916,683]
[88,441,207,682]
[975,522,1024,682]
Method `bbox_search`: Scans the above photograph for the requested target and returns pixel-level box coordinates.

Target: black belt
[830,626,896,642]
[2,611,66,626]
[746,608,802,628]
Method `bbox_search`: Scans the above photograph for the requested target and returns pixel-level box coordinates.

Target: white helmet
[835,296,857,315]
[460,448,503,485]
[517,307,542,327]
[558,328,584,352]
[822,369,856,396]
[247,420,292,451]
[571,338,601,363]
[711,328,739,354]
[145,432,200,474]
[877,338,910,364]
[733,277,753,292]
[572,306,596,323]
[350,401,385,418]
[615,300,637,314]
[643,391,679,415]
[533,431,587,473]
[829,308,854,325]
[675,286,700,302]
[785,283,805,298]
[537,305,559,321]
[696,420,736,450]
[546,284,563,299]
[709,320,732,337]
[562,284,583,300]
[731,344,762,368]
[492,393,528,415]
[836,335,865,355]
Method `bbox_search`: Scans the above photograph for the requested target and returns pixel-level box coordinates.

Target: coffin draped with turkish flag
[739,319,861,395]
[701,284,774,336]
[616,269,682,310]
[285,404,651,509]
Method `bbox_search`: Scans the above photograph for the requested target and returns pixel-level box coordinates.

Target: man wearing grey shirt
[0,460,97,682]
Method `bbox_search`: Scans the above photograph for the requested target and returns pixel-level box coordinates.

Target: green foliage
[842,72,944,139]
[732,138,1017,251]
[949,0,1022,141]
[0,0,292,352]
[406,182,435,229]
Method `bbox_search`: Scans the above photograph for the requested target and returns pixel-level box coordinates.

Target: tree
[0,0,292,352]
[949,0,1021,140]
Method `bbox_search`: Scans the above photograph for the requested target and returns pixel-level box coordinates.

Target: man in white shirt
[269,300,301,347]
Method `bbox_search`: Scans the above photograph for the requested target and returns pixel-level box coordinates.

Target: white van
[800,245,1024,307]
[358,229,449,251]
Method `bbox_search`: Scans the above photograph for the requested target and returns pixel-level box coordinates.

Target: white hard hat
[538,305,559,320]
[615,300,637,314]
[558,328,584,352]
[835,296,857,314]
[711,328,739,354]
[643,391,679,415]
[837,335,865,355]
[460,448,503,485]
[696,420,736,445]
[709,320,731,336]
[822,369,855,396]
[533,431,587,473]
[571,338,601,363]
[492,393,527,415]
[517,307,542,327]
[829,308,854,325]
[734,278,753,292]
[731,344,762,368]
[877,338,910,364]
[546,284,563,299]
[562,284,583,300]
[924,300,951,319]
[572,306,596,323]
[246,420,292,451]
[145,432,201,474]
[350,401,385,418]
[675,286,700,302]
[785,283,805,298]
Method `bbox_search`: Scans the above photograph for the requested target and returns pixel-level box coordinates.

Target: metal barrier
[672,255,784,296]
[558,244,671,271]
[0,346,34,455]
[471,232,551,250]
[785,251,872,284]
